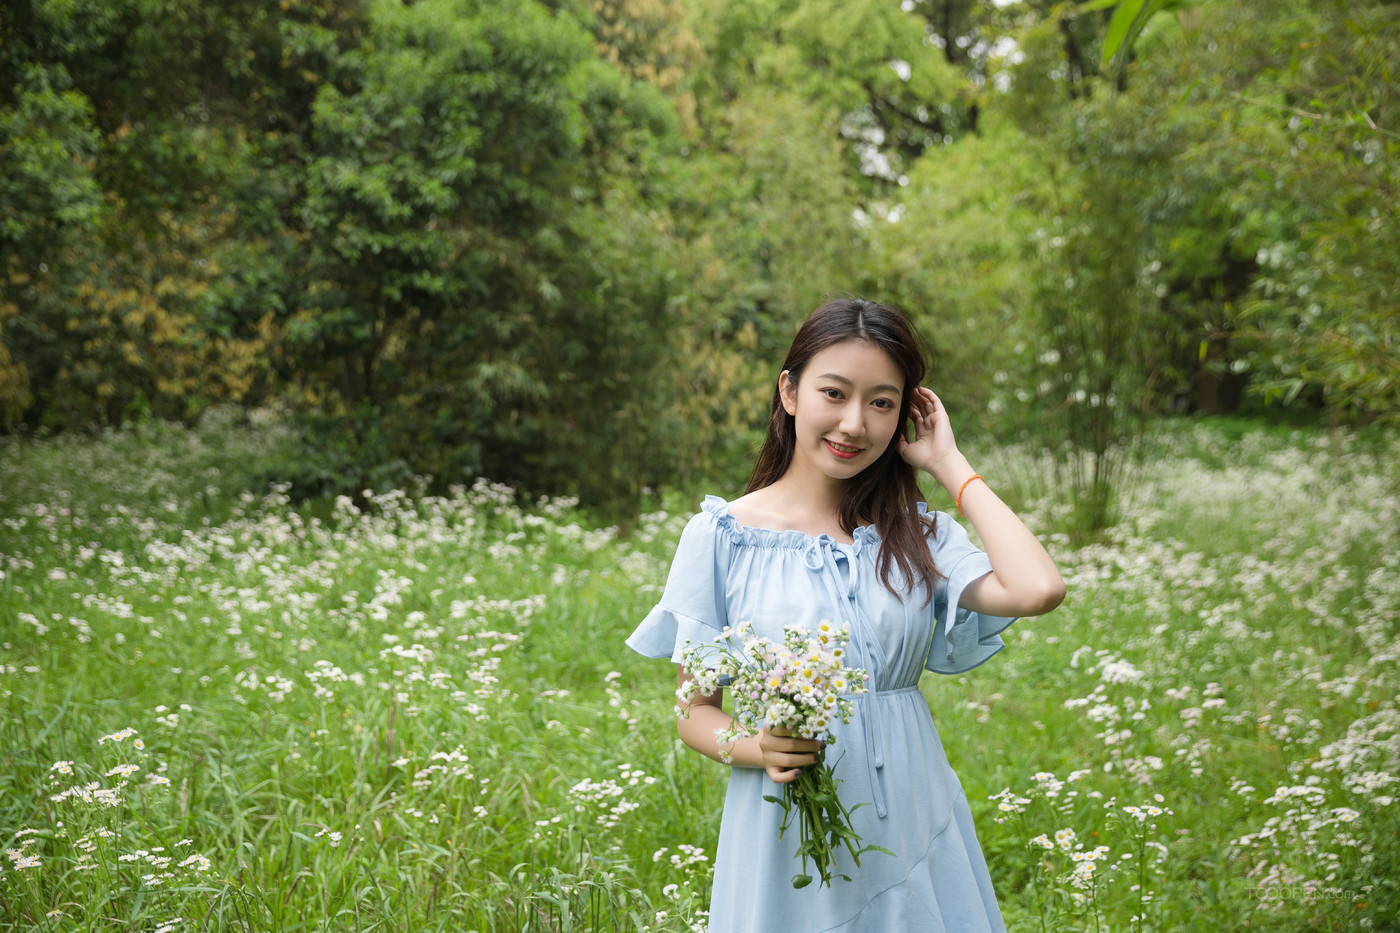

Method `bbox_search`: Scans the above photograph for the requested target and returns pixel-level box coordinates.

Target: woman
[627,297,1065,932]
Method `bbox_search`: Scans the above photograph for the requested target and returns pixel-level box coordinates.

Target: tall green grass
[1,415,1396,931]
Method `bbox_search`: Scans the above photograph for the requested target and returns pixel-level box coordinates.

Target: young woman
[627,298,1065,932]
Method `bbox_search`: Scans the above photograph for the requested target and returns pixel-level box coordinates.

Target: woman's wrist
[928,450,975,493]
[730,733,763,769]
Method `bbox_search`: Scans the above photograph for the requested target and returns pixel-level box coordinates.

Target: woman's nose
[838,403,865,436]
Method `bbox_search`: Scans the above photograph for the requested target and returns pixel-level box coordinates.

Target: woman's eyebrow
[815,373,901,394]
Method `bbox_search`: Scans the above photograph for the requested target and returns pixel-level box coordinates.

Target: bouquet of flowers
[677,620,891,888]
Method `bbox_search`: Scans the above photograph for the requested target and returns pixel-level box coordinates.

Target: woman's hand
[895,389,1067,619]
[898,387,960,477]
[759,725,822,784]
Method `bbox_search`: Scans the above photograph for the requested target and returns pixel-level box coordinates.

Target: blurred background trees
[2,0,1396,521]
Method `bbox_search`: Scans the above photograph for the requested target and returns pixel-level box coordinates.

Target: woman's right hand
[758,725,822,784]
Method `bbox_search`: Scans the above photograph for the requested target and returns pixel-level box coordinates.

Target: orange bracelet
[956,474,984,517]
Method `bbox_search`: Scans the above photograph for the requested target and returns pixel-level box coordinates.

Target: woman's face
[779,339,905,484]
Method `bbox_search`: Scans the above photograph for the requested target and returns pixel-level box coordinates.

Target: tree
[0,62,100,425]
[1229,0,1400,419]
[275,0,694,511]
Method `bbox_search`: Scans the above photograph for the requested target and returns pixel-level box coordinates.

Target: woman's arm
[676,667,821,784]
[900,387,1066,618]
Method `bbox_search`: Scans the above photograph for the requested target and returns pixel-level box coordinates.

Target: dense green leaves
[0,61,102,425]
[1,0,1396,518]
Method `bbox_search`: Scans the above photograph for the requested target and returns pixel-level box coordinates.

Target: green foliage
[1080,0,1400,424]
[1092,0,1209,71]
[1228,0,1400,420]
[876,0,1398,527]
[865,113,1051,443]
[0,58,102,425]
[280,0,699,515]
[2,0,1398,522]
[1021,82,1219,528]
[0,64,100,246]
[0,0,299,427]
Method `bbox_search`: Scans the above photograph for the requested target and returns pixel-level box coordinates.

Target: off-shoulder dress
[626,495,1017,933]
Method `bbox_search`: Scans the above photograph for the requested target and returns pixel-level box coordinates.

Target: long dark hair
[746,297,942,603]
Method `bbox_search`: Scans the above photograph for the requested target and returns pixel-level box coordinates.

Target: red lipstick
[824,440,862,460]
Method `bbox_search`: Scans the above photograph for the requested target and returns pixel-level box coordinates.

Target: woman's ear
[779,371,797,416]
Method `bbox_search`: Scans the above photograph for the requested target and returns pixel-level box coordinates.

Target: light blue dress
[627,496,1016,933]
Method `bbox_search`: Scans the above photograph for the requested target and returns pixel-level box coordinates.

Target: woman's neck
[764,469,848,528]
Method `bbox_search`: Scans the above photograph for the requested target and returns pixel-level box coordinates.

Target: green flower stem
[769,750,890,888]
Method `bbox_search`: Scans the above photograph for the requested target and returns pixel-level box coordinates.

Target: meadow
[0,413,1396,932]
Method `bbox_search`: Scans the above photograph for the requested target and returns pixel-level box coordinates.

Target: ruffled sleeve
[626,501,731,665]
[922,507,1017,676]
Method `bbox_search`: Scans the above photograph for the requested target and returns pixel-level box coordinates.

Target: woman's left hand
[898,387,960,475]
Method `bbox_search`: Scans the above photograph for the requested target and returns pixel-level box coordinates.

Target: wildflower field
[1,415,1396,932]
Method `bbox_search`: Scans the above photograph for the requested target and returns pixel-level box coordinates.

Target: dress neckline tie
[803,536,893,820]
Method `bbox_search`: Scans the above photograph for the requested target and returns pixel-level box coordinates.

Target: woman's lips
[824,439,863,460]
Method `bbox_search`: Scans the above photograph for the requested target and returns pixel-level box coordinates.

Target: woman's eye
[872,398,895,410]
[821,388,844,400]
